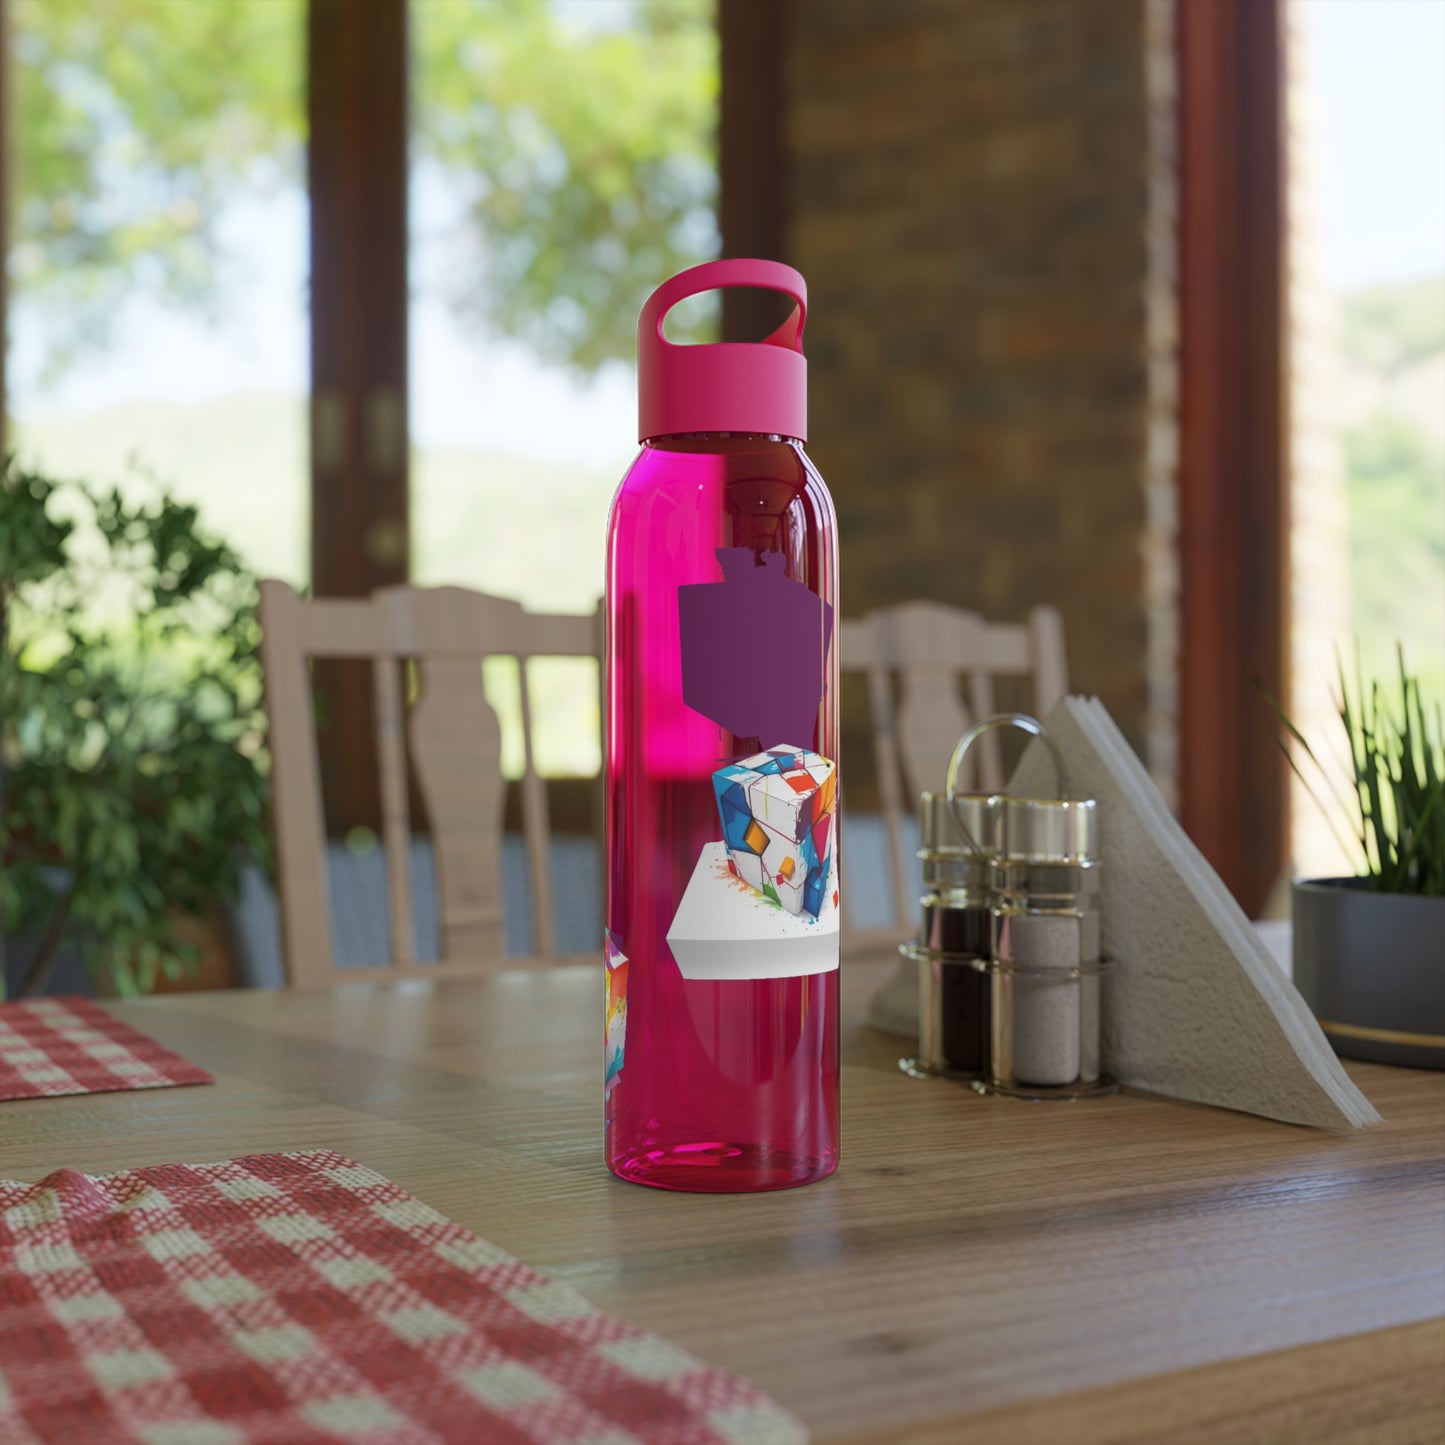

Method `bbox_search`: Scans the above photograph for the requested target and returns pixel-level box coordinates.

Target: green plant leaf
[2,458,271,994]
[1277,642,1444,896]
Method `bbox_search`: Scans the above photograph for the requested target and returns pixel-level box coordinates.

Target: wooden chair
[838,601,1069,945]
[258,580,603,987]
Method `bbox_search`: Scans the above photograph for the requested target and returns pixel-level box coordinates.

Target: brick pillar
[787,0,1170,775]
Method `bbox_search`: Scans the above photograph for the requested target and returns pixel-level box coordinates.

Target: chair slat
[258,581,335,988]
[897,668,973,801]
[372,653,415,967]
[967,671,1003,790]
[522,611,601,657]
[516,656,556,957]
[297,595,386,658]
[409,656,507,962]
[1029,605,1069,713]
[866,642,910,931]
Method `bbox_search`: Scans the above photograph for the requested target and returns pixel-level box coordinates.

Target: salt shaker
[984,794,1115,1099]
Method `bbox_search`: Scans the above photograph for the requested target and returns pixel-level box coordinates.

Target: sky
[9,173,639,472]
[10,0,1445,464]
[1301,0,1445,290]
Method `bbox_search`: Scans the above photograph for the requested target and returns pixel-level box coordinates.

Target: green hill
[13,394,617,775]
[1338,277,1445,694]
[1341,276,1445,378]
[13,391,621,608]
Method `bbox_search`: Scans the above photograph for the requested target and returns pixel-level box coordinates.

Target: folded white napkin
[867,696,1379,1129]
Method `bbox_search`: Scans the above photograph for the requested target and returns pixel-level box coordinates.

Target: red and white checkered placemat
[0,996,212,1102]
[0,1150,807,1445]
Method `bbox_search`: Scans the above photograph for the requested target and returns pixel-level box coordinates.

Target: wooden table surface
[2,960,1442,1444]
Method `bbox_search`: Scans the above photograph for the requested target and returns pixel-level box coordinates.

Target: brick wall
[787,0,1175,783]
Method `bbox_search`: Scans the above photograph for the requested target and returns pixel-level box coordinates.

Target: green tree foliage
[1337,281,1445,698]
[11,0,305,379]
[1343,411,1445,688]
[0,461,271,996]
[13,0,717,381]
[1340,277,1445,374]
[1346,409,1441,486]
[416,0,718,368]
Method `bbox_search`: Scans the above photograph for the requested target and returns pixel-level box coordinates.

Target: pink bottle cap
[638,258,807,443]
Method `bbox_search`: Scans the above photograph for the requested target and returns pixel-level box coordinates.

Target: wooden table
[3,961,1443,1444]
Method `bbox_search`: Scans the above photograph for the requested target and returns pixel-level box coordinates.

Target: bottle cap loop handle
[636,259,809,442]
[640,258,807,354]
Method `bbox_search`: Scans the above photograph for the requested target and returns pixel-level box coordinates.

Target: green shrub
[0,458,271,995]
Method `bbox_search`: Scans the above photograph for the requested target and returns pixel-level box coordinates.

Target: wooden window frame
[307,0,410,833]
[718,0,790,338]
[1176,0,1291,917]
[0,0,10,982]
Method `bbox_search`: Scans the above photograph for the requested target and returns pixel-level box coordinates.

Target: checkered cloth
[0,997,212,1102]
[0,1151,806,1445]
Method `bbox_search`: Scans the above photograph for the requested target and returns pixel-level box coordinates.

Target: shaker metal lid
[920,791,995,854]
[995,796,1098,863]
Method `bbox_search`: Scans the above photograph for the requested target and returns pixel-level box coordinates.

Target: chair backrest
[258,580,603,987]
[838,601,1068,938]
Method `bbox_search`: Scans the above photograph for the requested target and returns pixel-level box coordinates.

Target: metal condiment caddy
[899,713,1116,1100]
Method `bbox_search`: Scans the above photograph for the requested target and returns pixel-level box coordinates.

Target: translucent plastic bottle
[604,259,840,1192]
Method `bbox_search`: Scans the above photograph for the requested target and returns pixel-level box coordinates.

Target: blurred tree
[1343,411,1445,674]
[1338,279,1445,697]
[1345,411,1442,489]
[1340,277,1445,374]
[11,0,305,380]
[414,0,717,368]
[12,0,716,383]
[0,460,271,997]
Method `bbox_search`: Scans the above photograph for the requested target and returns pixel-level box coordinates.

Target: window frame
[1176,0,1291,914]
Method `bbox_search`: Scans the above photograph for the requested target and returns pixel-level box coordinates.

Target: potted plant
[1276,655,1444,1069]
[0,459,271,998]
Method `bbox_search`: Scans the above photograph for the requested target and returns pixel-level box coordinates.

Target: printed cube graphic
[605,933,627,1097]
[712,745,837,919]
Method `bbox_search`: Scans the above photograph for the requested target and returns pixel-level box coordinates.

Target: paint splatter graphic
[605,931,628,1102]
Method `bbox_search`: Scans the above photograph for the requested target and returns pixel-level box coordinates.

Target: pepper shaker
[899,792,995,1079]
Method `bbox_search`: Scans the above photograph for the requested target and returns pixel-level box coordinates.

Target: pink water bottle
[604,259,840,1192]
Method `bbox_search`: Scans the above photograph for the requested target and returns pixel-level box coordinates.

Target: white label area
[666,841,840,981]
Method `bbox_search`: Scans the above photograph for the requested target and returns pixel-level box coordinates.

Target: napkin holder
[1010,696,1380,1128]
[900,713,1116,1100]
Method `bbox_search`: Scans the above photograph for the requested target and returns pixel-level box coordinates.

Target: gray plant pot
[1292,878,1445,1070]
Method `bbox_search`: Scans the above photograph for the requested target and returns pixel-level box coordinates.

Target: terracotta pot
[1292,878,1445,1070]
[148,910,239,994]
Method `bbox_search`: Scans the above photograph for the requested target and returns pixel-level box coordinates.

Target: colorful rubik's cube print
[712,745,837,919]
[605,932,628,1098]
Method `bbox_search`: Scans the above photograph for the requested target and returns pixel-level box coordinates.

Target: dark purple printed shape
[677,547,834,748]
